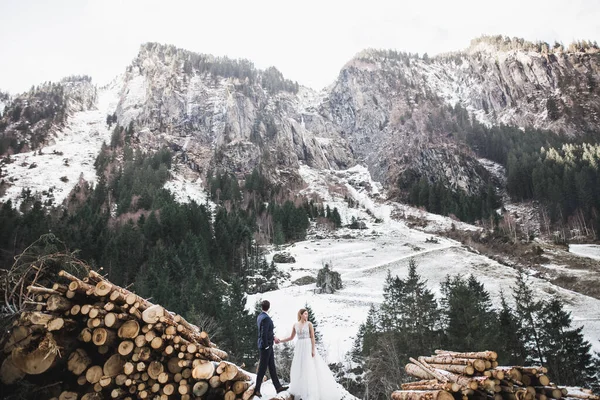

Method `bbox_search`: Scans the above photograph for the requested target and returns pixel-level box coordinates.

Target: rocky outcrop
[114,43,354,185]
[272,252,296,263]
[316,264,342,294]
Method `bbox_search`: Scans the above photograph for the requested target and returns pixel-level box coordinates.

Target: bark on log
[427,363,475,375]
[435,350,498,361]
[419,356,486,372]
[241,383,256,400]
[406,363,437,380]
[233,381,252,394]
[22,311,54,326]
[402,380,461,392]
[219,362,252,382]
[391,390,455,400]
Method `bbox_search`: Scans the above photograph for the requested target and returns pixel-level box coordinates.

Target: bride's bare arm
[280,325,296,343]
[309,322,316,357]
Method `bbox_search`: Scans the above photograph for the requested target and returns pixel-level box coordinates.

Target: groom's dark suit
[255,311,282,394]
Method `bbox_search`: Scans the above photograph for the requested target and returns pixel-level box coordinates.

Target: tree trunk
[428,363,475,376]
[419,356,486,372]
[435,350,498,360]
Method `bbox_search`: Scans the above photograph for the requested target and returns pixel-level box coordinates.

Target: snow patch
[1,79,122,208]
[569,244,600,261]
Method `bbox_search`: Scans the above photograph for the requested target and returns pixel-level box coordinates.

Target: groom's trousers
[255,346,281,392]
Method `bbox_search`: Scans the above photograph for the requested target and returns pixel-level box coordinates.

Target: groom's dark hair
[261,300,270,311]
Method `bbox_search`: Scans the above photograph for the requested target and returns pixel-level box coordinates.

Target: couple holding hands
[254,300,339,400]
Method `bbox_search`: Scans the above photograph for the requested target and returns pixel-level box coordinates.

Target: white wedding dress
[288,322,340,400]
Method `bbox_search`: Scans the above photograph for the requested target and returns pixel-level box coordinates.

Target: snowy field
[569,244,600,261]
[1,80,122,207]
[247,165,600,366]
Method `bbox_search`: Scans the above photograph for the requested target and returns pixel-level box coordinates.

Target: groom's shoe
[276,386,289,393]
[253,391,262,398]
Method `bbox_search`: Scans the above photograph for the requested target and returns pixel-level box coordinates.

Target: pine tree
[398,258,441,355]
[221,278,257,366]
[441,274,498,351]
[538,298,595,385]
[304,303,321,342]
[512,269,544,364]
[354,304,380,359]
[379,270,404,332]
[496,292,526,365]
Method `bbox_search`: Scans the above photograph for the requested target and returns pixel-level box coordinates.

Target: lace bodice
[296,322,310,340]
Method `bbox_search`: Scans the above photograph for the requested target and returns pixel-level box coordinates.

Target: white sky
[1,0,599,94]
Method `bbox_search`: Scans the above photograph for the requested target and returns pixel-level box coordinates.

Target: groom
[255,300,288,398]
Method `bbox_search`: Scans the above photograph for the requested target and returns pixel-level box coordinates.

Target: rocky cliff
[3,37,600,203]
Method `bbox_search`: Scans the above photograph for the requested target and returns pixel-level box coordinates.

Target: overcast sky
[1,0,599,94]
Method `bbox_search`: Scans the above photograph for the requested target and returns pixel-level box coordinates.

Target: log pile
[393,350,598,400]
[0,269,291,400]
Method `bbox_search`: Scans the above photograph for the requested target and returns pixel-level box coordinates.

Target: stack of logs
[392,350,598,400]
[0,269,290,400]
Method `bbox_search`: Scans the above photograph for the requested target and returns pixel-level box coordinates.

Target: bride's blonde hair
[297,308,308,321]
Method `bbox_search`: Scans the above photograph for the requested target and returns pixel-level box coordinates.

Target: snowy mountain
[3,39,600,205]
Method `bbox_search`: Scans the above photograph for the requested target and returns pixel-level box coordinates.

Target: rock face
[4,37,600,202]
[323,37,600,195]
[114,43,354,185]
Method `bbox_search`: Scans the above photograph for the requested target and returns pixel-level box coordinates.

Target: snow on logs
[1,268,291,399]
[395,350,598,400]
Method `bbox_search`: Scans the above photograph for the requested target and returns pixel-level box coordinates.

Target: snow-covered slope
[248,165,600,366]
[1,79,122,207]
[569,244,600,261]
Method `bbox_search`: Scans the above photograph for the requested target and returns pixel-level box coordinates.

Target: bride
[278,308,340,400]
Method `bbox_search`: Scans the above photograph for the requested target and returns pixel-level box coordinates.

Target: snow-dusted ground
[1,79,122,207]
[569,244,600,261]
[248,165,600,368]
[163,167,209,206]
